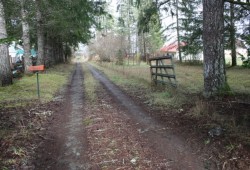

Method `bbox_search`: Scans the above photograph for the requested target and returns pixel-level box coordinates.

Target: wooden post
[29,65,45,99]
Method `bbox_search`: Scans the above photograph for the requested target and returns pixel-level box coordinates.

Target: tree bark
[36,0,45,65]
[176,0,182,62]
[20,0,31,72]
[0,1,12,86]
[230,3,237,66]
[203,0,226,97]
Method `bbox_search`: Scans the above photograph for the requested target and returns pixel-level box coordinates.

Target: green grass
[0,63,73,107]
[93,61,250,95]
[90,61,250,109]
[90,61,250,146]
[82,63,99,103]
[92,63,202,109]
[227,67,250,94]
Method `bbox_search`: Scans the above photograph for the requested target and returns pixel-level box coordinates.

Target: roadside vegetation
[91,61,250,103]
[82,63,99,104]
[0,63,73,107]
[90,61,250,146]
[0,63,73,169]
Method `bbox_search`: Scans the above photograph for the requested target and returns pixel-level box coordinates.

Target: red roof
[160,42,186,53]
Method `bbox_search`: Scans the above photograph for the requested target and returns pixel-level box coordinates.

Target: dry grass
[90,61,250,146]
[92,61,250,95]
[90,62,199,108]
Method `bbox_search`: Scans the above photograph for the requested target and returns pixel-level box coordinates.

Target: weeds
[188,100,211,118]
[83,117,93,126]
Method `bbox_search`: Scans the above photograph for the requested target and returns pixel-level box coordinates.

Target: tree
[224,1,250,60]
[229,3,237,66]
[137,0,164,54]
[224,2,238,66]
[176,0,182,62]
[203,0,226,97]
[88,32,126,62]
[0,0,12,86]
[20,0,32,71]
[179,0,203,60]
[35,0,45,65]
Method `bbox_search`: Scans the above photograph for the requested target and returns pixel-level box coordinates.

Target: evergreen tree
[137,0,164,54]
[203,0,226,97]
[179,0,202,60]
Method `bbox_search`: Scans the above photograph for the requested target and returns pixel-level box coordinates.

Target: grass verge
[0,63,73,169]
[89,61,250,146]
[82,63,99,104]
[90,62,194,109]
[0,63,73,107]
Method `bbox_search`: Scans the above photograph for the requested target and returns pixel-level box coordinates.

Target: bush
[242,56,250,68]
[116,49,124,65]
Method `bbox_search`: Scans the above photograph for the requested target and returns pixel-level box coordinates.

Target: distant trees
[137,0,165,55]
[88,32,126,62]
[89,0,165,63]
[179,0,202,60]
[0,0,106,85]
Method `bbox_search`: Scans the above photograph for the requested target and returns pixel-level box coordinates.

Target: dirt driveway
[34,62,214,170]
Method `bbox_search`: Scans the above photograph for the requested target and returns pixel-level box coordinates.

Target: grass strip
[0,63,73,107]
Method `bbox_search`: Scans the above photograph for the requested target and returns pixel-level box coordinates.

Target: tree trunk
[176,0,182,62]
[230,3,237,66]
[0,1,12,86]
[203,0,226,97]
[36,0,45,65]
[20,0,31,72]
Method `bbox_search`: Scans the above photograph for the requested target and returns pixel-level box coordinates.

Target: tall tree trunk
[230,3,237,66]
[203,0,226,97]
[44,35,54,67]
[176,0,182,62]
[36,0,45,65]
[0,1,12,86]
[20,0,31,72]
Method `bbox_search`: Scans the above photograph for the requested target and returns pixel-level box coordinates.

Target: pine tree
[179,0,202,60]
[203,0,226,97]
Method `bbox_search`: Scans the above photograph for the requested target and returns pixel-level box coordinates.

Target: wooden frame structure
[149,55,177,87]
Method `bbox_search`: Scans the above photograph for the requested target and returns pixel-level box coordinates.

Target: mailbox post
[28,65,45,99]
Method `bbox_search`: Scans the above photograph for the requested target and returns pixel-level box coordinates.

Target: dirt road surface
[34,63,212,169]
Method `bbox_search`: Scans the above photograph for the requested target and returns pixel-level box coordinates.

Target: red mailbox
[29,65,45,71]
[28,65,45,99]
